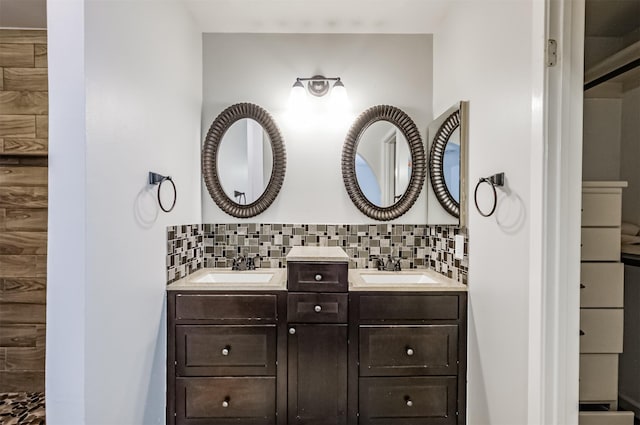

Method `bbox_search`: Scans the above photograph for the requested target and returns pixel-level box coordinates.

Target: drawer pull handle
[406,347,415,356]
[222,398,230,408]
[580,284,585,289]
[315,274,323,281]
[580,330,585,336]
[289,328,296,335]
[221,346,230,356]
[314,305,322,313]
[404,396,413,407]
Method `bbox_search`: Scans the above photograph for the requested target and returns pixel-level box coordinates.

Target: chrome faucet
[232,253,260,271]
[231,254,246,271]
[246,254,261,270]
[376,255,401,271]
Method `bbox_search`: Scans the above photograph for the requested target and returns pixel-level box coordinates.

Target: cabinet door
[288,324,348,425]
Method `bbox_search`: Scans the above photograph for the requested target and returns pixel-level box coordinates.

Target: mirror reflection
[426,100,468,226]
[443,127,460,203]
[355,121,411,207]
[218,118,273,205]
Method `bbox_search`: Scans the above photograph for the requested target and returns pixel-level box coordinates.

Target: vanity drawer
[581,192,622,227]
[360,325,458,376]
[581,228,620,262]
[175,377,275,425]
[579,354,618,402]
[287,293,348,323]
[175,294,278,322]
[359,294,459,321]
[579,411,635,425]
[579,309,623,353]
[176,325,276,376]
[580,263,624,308]
[359,376,457,425]
[287,261,348,292]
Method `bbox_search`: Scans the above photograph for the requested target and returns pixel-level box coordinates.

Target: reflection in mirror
[218,118,273,205]
[443,127,460,203]
[426,101,468,227]
[355,121,411,207]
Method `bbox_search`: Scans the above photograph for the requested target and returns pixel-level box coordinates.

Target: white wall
[46,0,86,421]
[582,98,622,180]
[433,1,544,423]
[47,0,202,423]
[621,86,640,225]
[201,33,433,224]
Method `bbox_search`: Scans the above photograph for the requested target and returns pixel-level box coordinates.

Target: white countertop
[167,266,467,292]
[166,268,287,291]
[286,246,349,262]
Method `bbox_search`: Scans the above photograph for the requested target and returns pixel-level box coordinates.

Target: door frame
[531,0,585,423]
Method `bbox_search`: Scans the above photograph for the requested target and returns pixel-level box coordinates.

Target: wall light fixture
[290,75,349,109]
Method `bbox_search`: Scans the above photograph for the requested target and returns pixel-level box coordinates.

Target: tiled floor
[0,392,45,425]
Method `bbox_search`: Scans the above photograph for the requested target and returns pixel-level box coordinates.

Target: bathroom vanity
[166,247,467,425]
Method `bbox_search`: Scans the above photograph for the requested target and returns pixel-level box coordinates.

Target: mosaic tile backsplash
[166,223,468,285]
[166,224,203,283]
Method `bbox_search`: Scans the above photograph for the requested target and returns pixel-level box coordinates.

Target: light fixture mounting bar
[295,76,341,82]
[294,75,342,97]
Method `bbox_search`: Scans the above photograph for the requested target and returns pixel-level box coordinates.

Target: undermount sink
[191,272,275,284]
[359,273,444,285]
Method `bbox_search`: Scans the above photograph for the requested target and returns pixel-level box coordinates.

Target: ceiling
[182,0,449,34]
[1,0,637,40]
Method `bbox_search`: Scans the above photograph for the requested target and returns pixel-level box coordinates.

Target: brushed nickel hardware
[406,347,414,356]
[222,398,230,408]
[315,274,323,281]
[221,346,230,356]
[314,305,322,313]
[289,328,296,335]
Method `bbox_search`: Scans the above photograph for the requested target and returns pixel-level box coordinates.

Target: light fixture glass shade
[289,79,307,108]
[330,80,349,110]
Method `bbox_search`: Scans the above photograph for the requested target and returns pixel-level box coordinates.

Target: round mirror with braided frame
[202,103,286,218]
[429,109,461,218]
[342,105,426,221]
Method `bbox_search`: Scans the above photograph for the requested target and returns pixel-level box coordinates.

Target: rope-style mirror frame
[428,109,461,218]
[202,103,286,218]
[342,105,426,221]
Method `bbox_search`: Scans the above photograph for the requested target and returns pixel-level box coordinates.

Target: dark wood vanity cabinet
[168,286,467,425]
[349,292,467,425]
[287,261,349,425]
[167,292,288,425]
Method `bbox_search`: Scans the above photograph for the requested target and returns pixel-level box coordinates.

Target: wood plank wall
[0,29,47,392]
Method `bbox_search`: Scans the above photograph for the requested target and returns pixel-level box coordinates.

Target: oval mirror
[428,107,463,218]
[342,105,426,221]
[202,103,286,218]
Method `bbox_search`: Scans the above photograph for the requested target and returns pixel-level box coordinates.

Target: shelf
[585,40,640,93]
